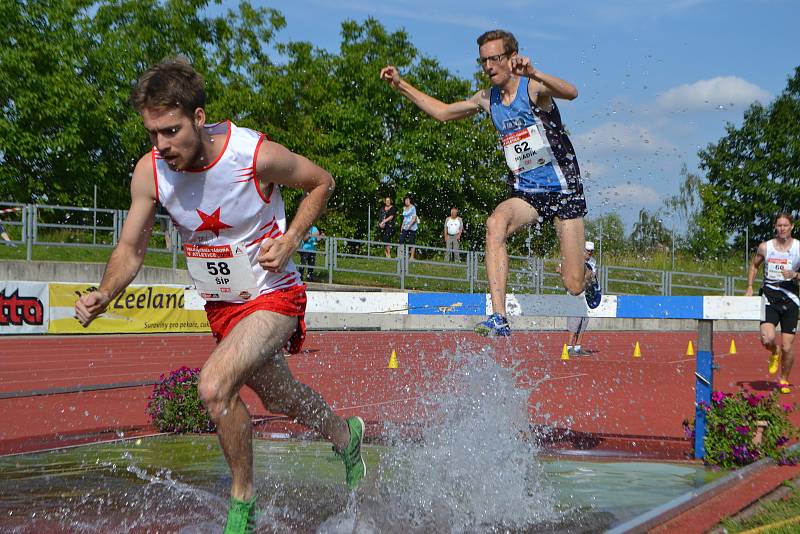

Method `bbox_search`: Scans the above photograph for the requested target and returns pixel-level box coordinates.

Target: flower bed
[146,366,215,433]
[684,389,799,468]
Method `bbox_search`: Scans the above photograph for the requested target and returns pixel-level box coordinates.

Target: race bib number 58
[185,243,258,301]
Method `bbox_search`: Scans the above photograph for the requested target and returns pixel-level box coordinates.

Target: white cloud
[574,122,677,156]
[656,76,772,112]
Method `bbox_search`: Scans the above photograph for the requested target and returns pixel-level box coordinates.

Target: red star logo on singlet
[194,207,233,237]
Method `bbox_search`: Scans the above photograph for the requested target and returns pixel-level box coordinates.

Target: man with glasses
[381,29,591,336]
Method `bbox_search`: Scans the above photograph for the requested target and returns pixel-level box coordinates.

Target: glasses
[477,53,508,66]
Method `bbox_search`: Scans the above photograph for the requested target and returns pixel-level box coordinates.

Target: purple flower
[736,425,750,435]
[712,391,726,403]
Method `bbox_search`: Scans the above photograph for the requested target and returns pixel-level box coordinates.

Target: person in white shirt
[746,213,800,394]
[443,207,464,262]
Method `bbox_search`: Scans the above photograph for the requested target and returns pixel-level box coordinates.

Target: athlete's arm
[510,55,578,111]
[255,141,334,272]
[75,155,156,326]
[746,242,767,296]
[380,65,487,121]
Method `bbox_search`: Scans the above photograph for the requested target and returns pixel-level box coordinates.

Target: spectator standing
[299,226,322,282]
[0,219,16,247]
[444,207,463,261]
[399,195,419,261]
[378,197,397,258]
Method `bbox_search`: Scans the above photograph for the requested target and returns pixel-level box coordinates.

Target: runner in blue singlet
[381,29,595,336]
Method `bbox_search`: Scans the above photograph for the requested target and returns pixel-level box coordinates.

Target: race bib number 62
[502,125,551,175]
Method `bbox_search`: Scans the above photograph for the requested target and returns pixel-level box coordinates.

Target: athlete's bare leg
[760,323,779,355]
[485,198,539,315]
[555,217,588,295]
[779,331,795,383]
[198,310,349,501]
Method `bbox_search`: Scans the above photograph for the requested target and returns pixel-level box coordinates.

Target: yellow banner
[49,283,210,334]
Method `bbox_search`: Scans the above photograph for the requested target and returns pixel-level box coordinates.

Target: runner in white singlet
[74,58,366,533]
[746,213,800,394]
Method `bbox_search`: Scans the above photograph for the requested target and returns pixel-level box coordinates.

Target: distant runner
[746,213,800,394]
[381,29,593,337]
[560,241,600,355]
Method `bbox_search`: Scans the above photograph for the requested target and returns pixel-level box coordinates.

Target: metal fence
[1,202,754,295]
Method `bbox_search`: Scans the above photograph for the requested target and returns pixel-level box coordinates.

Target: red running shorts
[204,285,307,354]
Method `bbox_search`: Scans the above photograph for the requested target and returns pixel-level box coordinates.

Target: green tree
[585,212,626,254]
[0,0,285,207]
[695,66,800,254]
[269,18,503,250]
[629,208,671,251]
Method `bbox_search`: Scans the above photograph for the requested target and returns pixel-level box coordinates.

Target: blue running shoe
[474,313,511,337]
[585,281,602,309]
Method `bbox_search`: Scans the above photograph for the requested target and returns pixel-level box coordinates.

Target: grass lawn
[719,479,800,533]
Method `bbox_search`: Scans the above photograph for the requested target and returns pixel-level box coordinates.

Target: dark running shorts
[510,186,588,224]
[761,288,799,334]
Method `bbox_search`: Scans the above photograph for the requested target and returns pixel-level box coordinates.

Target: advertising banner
[0,282,49,334]
[48,283,210,334]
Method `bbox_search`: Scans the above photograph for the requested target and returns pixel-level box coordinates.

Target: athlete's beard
[182,124,206,170]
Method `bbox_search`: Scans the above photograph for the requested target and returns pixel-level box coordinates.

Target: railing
[1,202,754,295]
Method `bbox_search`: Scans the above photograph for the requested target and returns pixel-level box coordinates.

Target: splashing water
[322,347,559,533]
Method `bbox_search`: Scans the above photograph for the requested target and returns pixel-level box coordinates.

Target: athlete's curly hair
[130,57,206,117]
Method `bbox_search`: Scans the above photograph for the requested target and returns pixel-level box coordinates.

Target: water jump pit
[0,434,718,533]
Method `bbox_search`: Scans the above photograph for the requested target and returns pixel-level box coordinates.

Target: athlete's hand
[510,55,537,79]
[745,286,754,296]
[783,269,797,280]
[258,236,296,273]
[380,65,403,89]
[74,290,111,327]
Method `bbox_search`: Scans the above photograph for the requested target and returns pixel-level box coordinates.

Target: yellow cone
[729,339,737,355]
[686,340,695,356]
[561,344,570,361]
[633,342,642,358]
[388,349,398,369]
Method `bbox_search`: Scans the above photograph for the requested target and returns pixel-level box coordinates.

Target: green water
[0,435,719,533]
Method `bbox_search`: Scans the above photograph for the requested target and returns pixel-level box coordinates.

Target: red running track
[2,330,797,457]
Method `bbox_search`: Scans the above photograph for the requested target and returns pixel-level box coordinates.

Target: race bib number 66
[185,243,258,301]
[766,257,790,282]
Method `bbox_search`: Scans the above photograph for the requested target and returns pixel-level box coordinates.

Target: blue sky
[234,0,797,229]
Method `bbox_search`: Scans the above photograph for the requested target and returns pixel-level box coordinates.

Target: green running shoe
[223,495,257,534]
[334,416,366,489]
